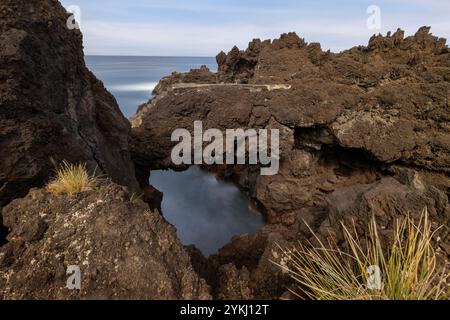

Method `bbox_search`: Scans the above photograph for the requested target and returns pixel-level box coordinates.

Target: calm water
[86,56,264,255]
[151,167,264,255]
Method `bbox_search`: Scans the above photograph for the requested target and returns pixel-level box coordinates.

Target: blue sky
[60,0,449,56]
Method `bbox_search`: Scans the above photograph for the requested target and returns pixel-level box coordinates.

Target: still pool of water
[150,167,265,256]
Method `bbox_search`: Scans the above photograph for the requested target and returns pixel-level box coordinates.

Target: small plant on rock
[275,209,449,300]
[130,191,144,203]
[47,161,98,195]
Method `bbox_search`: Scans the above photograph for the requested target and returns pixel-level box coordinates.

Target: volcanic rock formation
[131,28,450,298]
[0,0,140,210]
[0,0,448,301]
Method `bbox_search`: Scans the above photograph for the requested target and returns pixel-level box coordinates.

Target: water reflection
[150,166,264,256]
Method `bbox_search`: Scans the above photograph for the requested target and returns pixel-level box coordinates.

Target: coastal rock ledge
[0,182,210,300]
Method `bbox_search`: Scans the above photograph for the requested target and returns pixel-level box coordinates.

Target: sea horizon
[86,54,216,58]
[86,55,217,117]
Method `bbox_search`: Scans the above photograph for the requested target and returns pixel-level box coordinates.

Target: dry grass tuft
[47,161,98,195]
[275,209,449,300]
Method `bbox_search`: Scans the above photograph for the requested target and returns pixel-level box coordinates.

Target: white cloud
[80,16,448,56]
[81,19,378,56]
[73,0,449,56]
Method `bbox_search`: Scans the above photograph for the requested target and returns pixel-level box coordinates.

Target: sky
[60,0,450,56]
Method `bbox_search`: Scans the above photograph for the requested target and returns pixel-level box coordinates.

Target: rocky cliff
[0,0,210,299]
[0,0,140,211]
[131,28,450,298]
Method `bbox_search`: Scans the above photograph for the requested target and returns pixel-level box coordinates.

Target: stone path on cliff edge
[171,83,292,91]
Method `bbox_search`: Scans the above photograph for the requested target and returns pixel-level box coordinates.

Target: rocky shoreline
[0,0,448,299]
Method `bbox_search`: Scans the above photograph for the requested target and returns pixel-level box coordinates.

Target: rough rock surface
[0,0,207,300]
[132,27,449,174]
[0,0,140,214]
[131,28,450,299]
[0,181,211,300]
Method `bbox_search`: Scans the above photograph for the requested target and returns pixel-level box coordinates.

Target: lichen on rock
[0,181,210,300]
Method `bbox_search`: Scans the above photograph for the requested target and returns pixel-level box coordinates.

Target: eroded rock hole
[150,166,264,256]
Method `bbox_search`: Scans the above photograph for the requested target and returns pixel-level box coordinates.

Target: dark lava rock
[0,182,211,300]
[0,0,210,300]
[0,0,140,212]
[132,27,450,173]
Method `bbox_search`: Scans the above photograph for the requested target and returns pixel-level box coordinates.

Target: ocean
[86,56,217,117]
[86,56,264,256]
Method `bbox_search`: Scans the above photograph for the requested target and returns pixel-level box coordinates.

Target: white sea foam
[110,82,158,92]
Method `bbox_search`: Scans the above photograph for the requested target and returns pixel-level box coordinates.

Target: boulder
[0,182,211,300]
